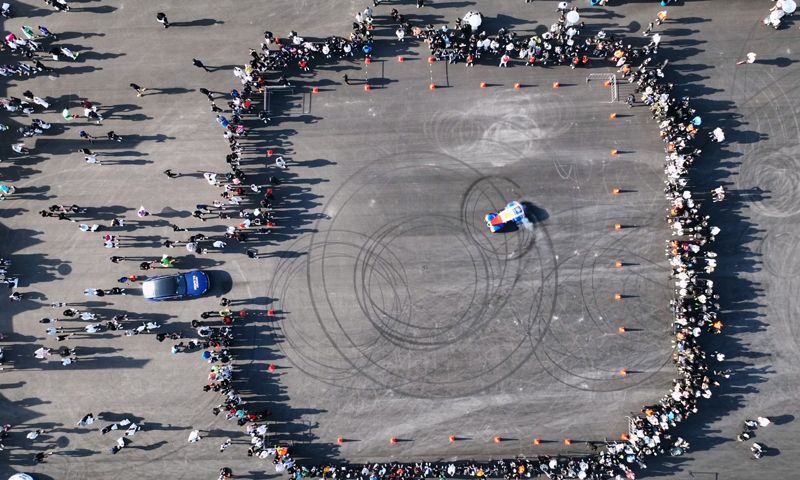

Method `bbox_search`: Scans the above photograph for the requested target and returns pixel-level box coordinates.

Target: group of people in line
[244,4,735,480]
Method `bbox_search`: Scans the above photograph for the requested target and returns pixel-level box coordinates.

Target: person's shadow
[169,19,224,27]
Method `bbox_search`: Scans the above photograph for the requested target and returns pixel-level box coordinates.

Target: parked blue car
[142,270,210,301]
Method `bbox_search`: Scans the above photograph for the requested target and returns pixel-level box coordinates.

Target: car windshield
[175,274,187,296]
[148,276,182,298]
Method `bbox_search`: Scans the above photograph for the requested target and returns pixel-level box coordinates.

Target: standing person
[499,53,510,67]
[736,52,757,65]
[130,83,146,97]
[342,74,351,85]
[199,87,214,101]
[38,25,58,39]
[192,58,211,72]
[79,130,96,143]
[163,169,179,178]
[156,12,170,28]
[417,0,424,8]
[107,131,123,142]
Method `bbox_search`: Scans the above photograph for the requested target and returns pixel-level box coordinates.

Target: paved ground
[0,0,798,479]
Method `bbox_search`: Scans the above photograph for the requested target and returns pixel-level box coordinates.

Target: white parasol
[464,11,482,29]
[783,0,797,14]
[770,9,786,22]
[9,475,35,480]
[565,10,580,25]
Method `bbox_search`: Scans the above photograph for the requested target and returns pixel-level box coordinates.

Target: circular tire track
[272,151,563,398]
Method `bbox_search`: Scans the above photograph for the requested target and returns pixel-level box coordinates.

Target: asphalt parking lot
[0,1,799,479]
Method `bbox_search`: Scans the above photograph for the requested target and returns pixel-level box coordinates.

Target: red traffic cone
[312,87,320,94]
[514,82,522,90]
[480,81,487,89]
[552,82,561,89]
[266,149,274,157]
[267,364,277,373]
[494,436,502,444]
[429,83,436,91]
[390,436,398,445]
[365,57,373,65]
[337,436,344,445]
[238,309,248,318]
[364,84,372,92]
[397,56,405,63]
[449,435,456,444]
[428,56,436,64]
[267,309,275,317]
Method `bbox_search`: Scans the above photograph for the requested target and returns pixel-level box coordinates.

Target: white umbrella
[783,0,797,13]
[466,13,482,29]
[565,10,580,25]
[9,474,35,480]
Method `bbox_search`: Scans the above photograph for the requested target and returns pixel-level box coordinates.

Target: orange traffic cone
[611,148,619,156]
[564,438,572,446]
[533,438,542,445]
[614,223,622,231]
[609,112,618,120]
[604,79,612,88]
[614,260,623,268]
[614,293,623,300]
[620,368,628,377]
[480,81,487,89]
[514,82,522,90]
[620,433,630,441]
[618,326,627,333]
[612,187,621,195]
[552,82,561,89]
[494,436,502,444]
[428,56,436,64]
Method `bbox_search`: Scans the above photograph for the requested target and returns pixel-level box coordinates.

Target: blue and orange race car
[485,201,526,232]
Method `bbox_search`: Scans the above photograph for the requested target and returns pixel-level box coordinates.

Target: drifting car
[142,270,210,301]
[485,201,526,232]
